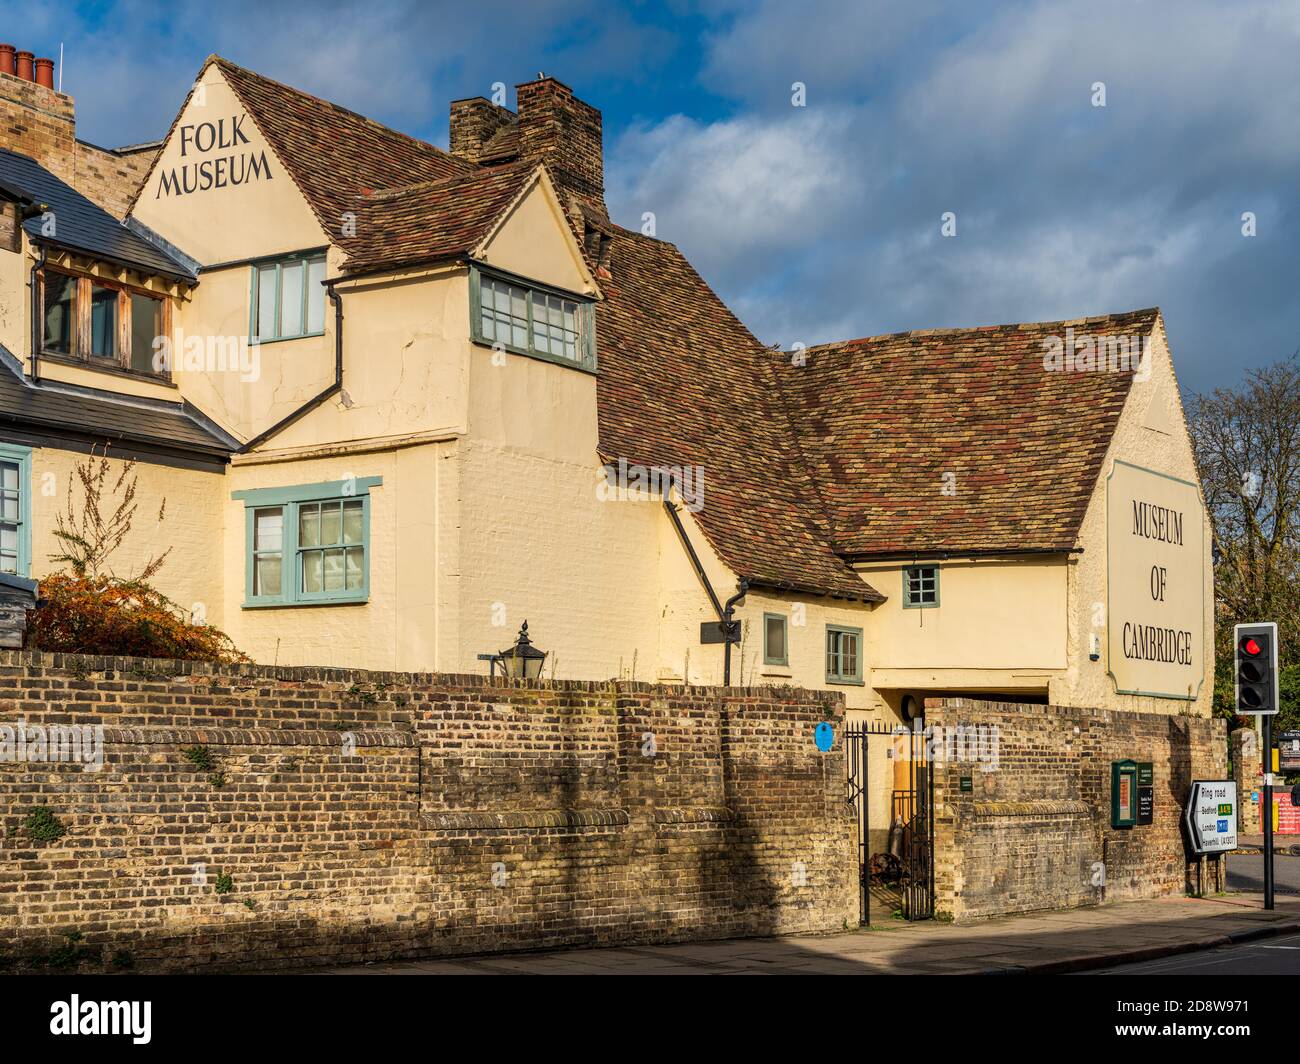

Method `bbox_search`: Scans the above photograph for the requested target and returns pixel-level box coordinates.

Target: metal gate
[845,721,934,923]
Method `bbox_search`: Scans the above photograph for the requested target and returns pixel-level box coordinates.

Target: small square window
[764,613,788,666]
[904,566,939,608]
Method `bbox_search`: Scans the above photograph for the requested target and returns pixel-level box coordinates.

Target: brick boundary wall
[926,698,1228,922]
[1230,727,1263,835]
[0,651,856,972]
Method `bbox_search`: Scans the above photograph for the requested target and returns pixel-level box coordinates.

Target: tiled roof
[0,149,195,281]
[339,162,536,273]
[596,225,882,602]
[128,56,472,237]
[774,309,1162,557]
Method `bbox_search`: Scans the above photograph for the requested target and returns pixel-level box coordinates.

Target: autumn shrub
[26,452,247,664]
[28,573,248,663]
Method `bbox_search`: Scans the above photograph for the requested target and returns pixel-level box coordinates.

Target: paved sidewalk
[309,893,1300,975]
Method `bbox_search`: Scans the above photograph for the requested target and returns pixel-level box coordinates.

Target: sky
[8,0,1297,396]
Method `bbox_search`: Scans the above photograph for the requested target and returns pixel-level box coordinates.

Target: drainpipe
[722,578,749,686]
[29,240,46,382]
[240,282,344,453]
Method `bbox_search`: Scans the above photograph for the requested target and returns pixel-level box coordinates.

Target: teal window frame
[233,477,381,607]
[0,443,32,578]
[903,565,940,609]
[825,624,864,685]
[469,264,597,373]
[249,250,328,344]
[763,611,789,667]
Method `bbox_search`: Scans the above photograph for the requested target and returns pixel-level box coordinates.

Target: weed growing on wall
[23,805,66,841]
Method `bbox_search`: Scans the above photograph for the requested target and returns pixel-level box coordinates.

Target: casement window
[826,625,864,685]
[763,612,789,666]
[903,565,939,608]
[232,477,381,606]
[470,266,596,371]
[40,268,167,377]
[0,444,31,577]
[250,252,327,342]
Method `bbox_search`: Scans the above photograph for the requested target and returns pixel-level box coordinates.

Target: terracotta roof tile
[773,309,1161,556]
[340,162,535,273]
[214,57,471,237]
[596,227,882,601]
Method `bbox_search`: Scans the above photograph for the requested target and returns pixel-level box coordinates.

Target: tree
[1190,355,1300,719]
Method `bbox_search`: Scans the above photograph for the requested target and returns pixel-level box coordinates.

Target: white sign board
[1106,460,1206,700]
[1183,780,1237,854]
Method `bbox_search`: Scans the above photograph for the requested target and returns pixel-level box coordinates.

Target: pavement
[309,892,1300,975]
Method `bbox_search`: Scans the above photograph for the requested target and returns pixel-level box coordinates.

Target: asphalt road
[1088,929,1300,974]
[1226,852,1300,894]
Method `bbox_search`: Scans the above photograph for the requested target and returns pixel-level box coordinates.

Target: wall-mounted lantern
[491,621,547,680]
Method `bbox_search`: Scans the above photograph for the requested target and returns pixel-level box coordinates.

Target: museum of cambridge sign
[1106,460,1206,700]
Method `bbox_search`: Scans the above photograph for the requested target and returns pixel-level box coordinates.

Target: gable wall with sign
[1062,318,1215,716]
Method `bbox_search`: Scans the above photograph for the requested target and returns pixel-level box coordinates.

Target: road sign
[1183,780,1238,854]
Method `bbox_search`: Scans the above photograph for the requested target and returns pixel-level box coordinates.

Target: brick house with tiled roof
[0,54,1212,735]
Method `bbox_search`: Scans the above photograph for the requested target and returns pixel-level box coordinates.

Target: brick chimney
[0,45,74,181]
[448,96,515,164]
[449,76,605,216]
[515,76,603,206]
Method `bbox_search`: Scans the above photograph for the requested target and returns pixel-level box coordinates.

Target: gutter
[843,547,1084,563]
[239,283,343,454]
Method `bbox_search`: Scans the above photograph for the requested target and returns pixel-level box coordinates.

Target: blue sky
[10,0,1297,395]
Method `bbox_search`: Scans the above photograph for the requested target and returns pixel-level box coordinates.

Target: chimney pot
[15,50,33,81]
[34,57,53,89]
[0,45,14,77]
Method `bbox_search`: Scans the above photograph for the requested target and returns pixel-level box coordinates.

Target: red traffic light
[1241,636,1263,657]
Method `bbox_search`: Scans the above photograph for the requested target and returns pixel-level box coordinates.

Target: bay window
[470,266,595,371]
[40,268,168,377]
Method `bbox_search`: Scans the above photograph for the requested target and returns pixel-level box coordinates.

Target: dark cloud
[3,0,1288,394]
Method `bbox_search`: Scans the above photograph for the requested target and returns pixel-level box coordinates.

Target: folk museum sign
[1106,460,1206,700]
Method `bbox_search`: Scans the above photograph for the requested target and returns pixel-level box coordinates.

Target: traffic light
[1234,622,1279,715]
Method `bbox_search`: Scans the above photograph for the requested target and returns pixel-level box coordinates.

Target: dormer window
[40,267,169,379]
[470,266,595,372]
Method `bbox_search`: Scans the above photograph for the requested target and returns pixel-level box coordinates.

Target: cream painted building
[0,56,1213,745]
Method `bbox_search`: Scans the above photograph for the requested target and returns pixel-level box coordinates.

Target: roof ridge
[209,55,457,166]
[803,307,1161,353]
